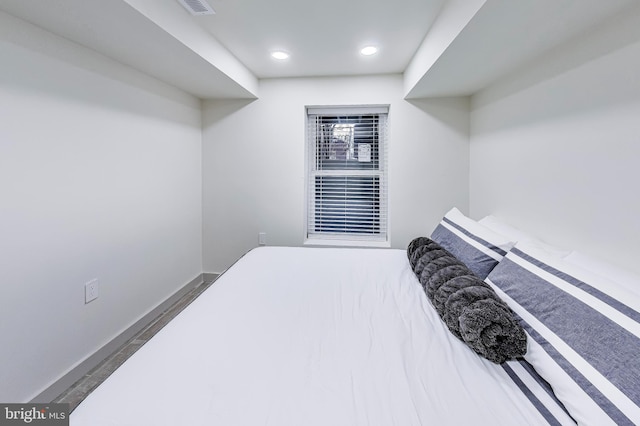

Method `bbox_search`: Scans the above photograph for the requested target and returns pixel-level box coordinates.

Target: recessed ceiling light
[360,46,378,56]
[271,51,290,60]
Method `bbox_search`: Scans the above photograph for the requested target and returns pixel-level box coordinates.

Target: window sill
[303,238,391,249]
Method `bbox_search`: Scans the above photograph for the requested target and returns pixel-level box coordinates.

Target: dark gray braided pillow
[408,237,527,364]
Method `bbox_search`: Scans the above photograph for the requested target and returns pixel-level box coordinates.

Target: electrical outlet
[85,279,99,304]
[259,232,267,246]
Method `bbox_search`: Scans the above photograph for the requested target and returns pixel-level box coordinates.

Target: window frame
[304,105,390,247]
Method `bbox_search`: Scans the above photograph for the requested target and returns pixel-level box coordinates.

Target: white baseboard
[31,273,210,403]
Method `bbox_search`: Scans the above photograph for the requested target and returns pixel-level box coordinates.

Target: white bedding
[71,247,565,425]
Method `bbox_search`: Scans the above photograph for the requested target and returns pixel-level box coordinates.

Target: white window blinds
[306,106,389,243]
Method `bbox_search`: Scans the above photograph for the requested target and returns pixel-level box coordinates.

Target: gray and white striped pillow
[487,241,640,426]
[502,358,576,425]
[431,207,515,279]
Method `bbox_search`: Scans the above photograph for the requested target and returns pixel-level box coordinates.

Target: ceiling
[0,0,639,99]
[407,0,640,98]
[197,0,445,78]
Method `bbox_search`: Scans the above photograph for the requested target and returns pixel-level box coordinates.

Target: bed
[70,209,640,426]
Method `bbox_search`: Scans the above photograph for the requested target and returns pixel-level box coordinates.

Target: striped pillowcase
[502,359,576,425]
[486,241,640,426]
[430,207,515,279]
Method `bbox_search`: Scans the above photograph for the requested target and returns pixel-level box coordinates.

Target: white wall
[202,75,470,272]
[469,9,640,274]
[0,12,203,402]
[404,0,486,98]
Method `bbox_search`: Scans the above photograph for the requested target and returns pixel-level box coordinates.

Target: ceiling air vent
[177,0,215,15]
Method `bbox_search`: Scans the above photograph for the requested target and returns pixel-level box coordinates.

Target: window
[305,105,389,245]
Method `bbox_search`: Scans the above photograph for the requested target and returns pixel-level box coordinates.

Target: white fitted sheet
[70,247,561,425]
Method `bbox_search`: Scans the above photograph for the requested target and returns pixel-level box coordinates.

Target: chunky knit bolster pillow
[407,237,527,364]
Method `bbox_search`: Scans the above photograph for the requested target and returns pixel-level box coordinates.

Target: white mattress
[70,247,562,425]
